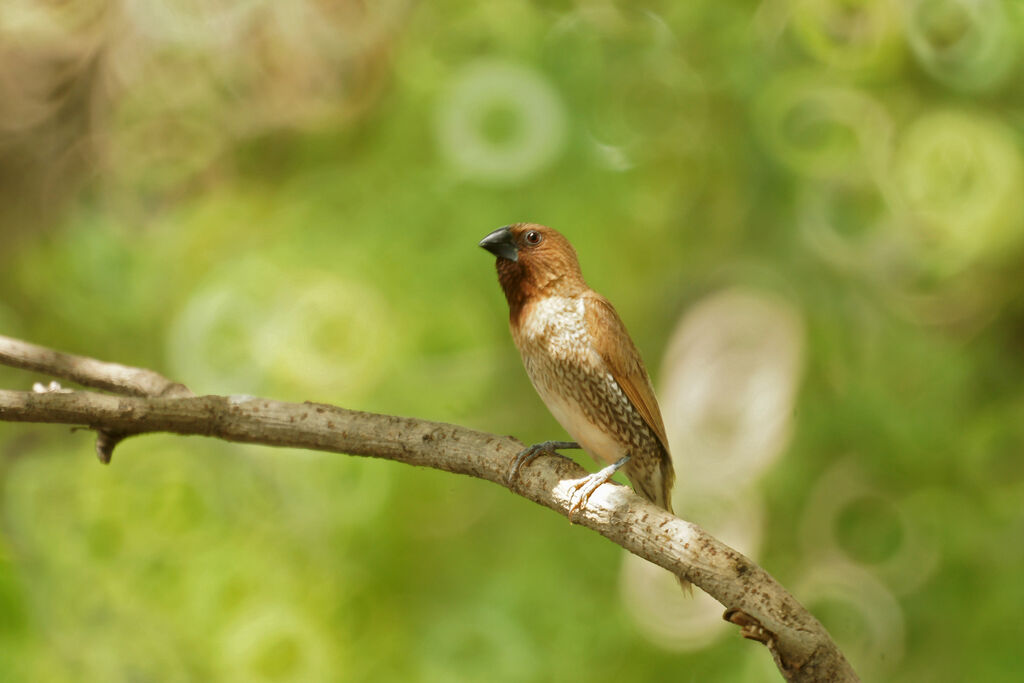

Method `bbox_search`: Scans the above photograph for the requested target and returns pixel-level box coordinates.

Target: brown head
[479,223,588,319]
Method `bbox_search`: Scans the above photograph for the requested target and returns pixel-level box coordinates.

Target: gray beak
[478,226,518,262]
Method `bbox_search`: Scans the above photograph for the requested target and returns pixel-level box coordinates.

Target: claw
[566,454,631,521]
[507,440,580,485]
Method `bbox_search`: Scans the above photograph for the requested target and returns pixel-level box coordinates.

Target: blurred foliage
[2,0,1024,681]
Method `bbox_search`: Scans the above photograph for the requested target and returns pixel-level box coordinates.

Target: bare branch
[0,386,859,682]
[0,336,857,680]
[0,334,192,398]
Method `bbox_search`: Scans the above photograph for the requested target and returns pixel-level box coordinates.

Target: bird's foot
[567,454,631,521]
[507,440,580,486]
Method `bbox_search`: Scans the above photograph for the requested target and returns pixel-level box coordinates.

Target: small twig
[0,334,192,398]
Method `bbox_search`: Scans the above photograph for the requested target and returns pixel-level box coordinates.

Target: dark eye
[524,230,543,246]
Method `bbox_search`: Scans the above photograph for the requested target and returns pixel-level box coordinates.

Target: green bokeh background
[2,1,1024,681]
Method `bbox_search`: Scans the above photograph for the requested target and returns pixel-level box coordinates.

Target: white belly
[515,296,628,466]
[537,382,629,465]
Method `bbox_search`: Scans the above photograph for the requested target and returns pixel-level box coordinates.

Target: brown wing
[583,292,671,455]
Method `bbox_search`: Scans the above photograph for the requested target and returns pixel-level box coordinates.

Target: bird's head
[479,223,586,309]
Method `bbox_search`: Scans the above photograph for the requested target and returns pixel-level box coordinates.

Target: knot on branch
[94,430,126,464]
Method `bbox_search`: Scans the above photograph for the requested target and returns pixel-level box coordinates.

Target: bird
[479,223,676,522]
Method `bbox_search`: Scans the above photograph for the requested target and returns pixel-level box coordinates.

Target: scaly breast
[512,296,632,465]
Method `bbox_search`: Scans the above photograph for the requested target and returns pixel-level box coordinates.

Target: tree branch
[0,334,192,398]
[0,338,858,682]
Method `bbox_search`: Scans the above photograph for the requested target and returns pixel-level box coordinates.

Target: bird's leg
[567,454,631,520]
[507,440,581,485]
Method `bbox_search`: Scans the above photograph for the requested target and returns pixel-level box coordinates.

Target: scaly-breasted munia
[479,223,675,518]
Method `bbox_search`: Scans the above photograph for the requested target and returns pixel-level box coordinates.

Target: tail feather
[628,451,690,593]
[627,453,674,512]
